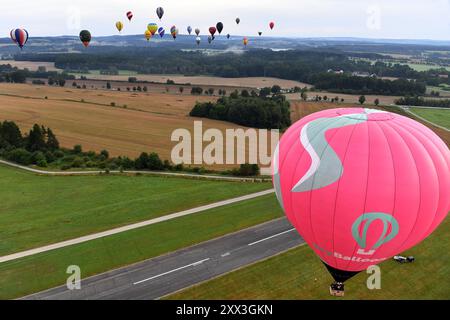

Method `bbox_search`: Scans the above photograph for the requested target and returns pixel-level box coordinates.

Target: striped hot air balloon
[126,11,133,21]
[10,28,29,49]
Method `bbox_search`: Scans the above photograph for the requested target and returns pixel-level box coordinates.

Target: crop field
[0,164,271,257]
[0,60,61,72]
[0,83,259,168]
[286,93,401,106]
[168,217,449,300]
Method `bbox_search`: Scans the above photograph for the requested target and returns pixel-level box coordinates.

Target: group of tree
[395,96,450,109]
[190,90,291,130]
[0,63,75,84]
[0,121,260,176]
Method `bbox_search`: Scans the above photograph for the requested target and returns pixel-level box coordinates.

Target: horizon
[3,0,450,41]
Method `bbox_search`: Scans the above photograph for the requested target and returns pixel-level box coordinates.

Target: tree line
[190,90,291,130]
[0,121,260,176]
[395,96,450,108]
[14,49,437,96]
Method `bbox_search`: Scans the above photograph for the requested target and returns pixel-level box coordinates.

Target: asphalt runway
[23,218,304,300]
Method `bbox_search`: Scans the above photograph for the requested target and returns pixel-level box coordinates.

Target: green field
[169,218,449,300]
[0,164,270,256]
[0,194,282,299]
[69,69,138,77]
[410,107,450,129]
[403,63,450,72]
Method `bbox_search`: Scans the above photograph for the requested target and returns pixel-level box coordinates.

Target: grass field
[168,217,449,300]
[409,108,450,130]
[0,164,271,256]
[0,194,282,299]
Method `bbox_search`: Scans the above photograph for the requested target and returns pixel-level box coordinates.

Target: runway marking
[133,258,210,285]
[248,228,296,246]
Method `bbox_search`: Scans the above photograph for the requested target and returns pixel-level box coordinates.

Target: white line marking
[133,258,210,285]
[221,252,231,257]
[248,228,296,246]
[0,189,274,264]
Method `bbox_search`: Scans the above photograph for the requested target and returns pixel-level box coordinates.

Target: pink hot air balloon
[272,108,449,294]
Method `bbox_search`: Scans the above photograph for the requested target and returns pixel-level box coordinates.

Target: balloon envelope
[243,37,248,46]
[144,30,152,41]
[187,26,193,35]
[216,22,224,34]
[158,27,165,38]
[269,21,275,30]
[10,28,29,49]
[209,27,217,36]
[126,11,133,21]
[116,21,123,32]
[147,23,158,35]
[195,28,200,36]
[156,7,164,20]
[236,17,240,24]
[272,108,450,277]
[79,30,91,47]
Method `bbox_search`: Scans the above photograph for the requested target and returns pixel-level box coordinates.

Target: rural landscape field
[0,0,448,309]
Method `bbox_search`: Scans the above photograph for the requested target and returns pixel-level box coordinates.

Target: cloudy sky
[3,0,450,39]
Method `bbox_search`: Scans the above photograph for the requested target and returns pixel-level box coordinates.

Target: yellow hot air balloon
[116,21,124,33]
[145,29,152,41]
[147,23,158,36]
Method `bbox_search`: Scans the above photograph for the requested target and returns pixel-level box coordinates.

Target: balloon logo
[126,11,133,22]
[10,28,29,49]
[352,213,399,255]
[273,108,450,290]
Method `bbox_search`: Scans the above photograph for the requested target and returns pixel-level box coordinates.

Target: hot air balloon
[187,26,193,35]
[216,22,224,34]
[258,31,262,36]
[156,7,164,20]
[269,21,275,30]
[272,108,450,296]
[158,27,165,38]
[227,34,231,39]
[147,23,158,36]
[144,30,152,41]
[196,36,201,46]
[236,17,240,25]
[209,27,217,37]
[170,26,178,39]
[116,21,123,33]
[208,36,213,44]
[195,28,200,36]
[243,37,248,46]
[126,11,133,21]
[79,30,91,47]
[10,28,29,49]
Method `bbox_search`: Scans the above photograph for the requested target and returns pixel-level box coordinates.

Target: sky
[3,0,450,40]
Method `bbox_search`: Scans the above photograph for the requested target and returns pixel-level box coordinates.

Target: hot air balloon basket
[329,282,345,297]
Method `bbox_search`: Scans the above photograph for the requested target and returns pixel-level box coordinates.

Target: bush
[71,157,84,168]
[6,148,32,165]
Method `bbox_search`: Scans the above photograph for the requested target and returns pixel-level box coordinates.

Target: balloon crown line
[9,8,275,49]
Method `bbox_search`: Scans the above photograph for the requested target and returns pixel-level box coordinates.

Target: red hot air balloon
[126,11,133,22]
[269,21,275,30]
[272,108,450,295]
[209,27,217,37]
